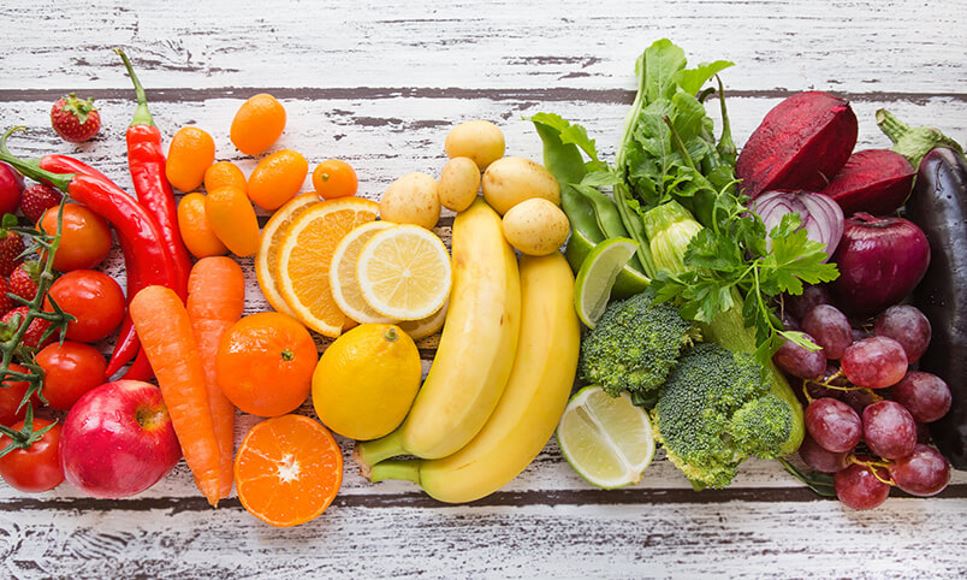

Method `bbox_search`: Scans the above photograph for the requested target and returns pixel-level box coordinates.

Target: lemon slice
[255,193,320,316]
[330,221,398,324]
[357,225,452,321]
[557,386,655,489]
[397,301,448,341]
[276,198,379,337]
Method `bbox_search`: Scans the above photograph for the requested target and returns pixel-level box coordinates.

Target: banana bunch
[355,199,580,503]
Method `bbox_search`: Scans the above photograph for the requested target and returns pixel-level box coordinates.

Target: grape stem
[849,455,896,486]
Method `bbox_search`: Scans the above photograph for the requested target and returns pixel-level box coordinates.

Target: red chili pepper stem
[114,48,154,128]
[0,127,74,192]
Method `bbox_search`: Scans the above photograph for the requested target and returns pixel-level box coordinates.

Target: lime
[565,229,649,299]
[574,238,638,328]
[556,385,655,489]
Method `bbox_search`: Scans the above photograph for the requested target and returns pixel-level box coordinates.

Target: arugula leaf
[675,60,734,96]
[641,39,687,102]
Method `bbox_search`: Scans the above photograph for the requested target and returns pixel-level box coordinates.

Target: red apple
[60,380,181,498]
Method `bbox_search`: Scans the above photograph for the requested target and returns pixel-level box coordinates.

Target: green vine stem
[0,180,72,457]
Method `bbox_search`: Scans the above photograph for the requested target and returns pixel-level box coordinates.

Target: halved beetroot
[737,91,858,198]
[822,149,915,216]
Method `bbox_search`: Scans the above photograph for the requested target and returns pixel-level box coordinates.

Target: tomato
[312,159,358,200]
[0,418,64,492]
[39,204,112,272]
[45,270,125,343]
[0,364,37,425]
[36,341,107,410]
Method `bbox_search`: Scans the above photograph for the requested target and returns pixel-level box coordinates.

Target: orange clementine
[235,414,342,527]
[205,186,260,257]
[248,149,309,210]
[312,159,358,200]
[204,161,247,194]
[230,93,286,156]
[216,312,318,417]
[177,193,228,258]
[166,126,215,192]
[255,194,321,316]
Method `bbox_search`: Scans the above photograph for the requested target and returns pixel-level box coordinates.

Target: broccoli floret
[579,290,696,401]
[653,342,796,489]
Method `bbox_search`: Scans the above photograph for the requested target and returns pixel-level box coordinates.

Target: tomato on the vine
[0,418,64,492]
[39,204,112,272]
[36,341,107,411]
[312,159,358,200]
[0,364,38,425]
[44,270,125,343]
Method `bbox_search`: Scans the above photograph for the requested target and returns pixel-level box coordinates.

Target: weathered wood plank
[0,95,965,501]
[2,498,966,578]
[1,0,965,95]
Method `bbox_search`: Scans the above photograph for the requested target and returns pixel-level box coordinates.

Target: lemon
[330,221,397,324]
[312,324,422,441]
[556,386,655,489]
[357,225,452,321]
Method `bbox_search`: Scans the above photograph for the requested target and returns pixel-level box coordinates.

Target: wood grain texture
[0,0,966,95]
[1,0,967,576]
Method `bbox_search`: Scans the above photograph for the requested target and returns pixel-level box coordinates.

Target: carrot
[187,257,245,499]
[130,285,221,506]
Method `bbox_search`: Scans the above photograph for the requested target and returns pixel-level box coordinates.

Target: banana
[356,198,520,465]
[367,253,580,503]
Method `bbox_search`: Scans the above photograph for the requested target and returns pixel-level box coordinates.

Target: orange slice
[235,414,343,528]
[256,193,321,316]
[276,198,379,337]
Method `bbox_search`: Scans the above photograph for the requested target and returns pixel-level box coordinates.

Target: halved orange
[255,193,321,316]
[235,414,343,528]
[276,198,379,337]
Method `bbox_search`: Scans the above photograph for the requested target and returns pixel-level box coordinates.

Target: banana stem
[369,460,422,485]
[355,430,406,471]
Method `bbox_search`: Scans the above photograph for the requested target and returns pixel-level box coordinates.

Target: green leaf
[581,169,621,187]
[642,39,688,102]
[675,60,734,96]
[531,114,587,186]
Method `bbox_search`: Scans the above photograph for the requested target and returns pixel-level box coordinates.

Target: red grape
[890,371,951,423]
[799,435,849,473]
[889,444,950,497]
[788,285,832,319]
[774,335,826,379]
[805,398,862,453]
[834,464,891,510]
[841,336,908,389]
[841,388,879,414]
[802,305,852,360]
[863,400,917,459]
[874,305,931,364]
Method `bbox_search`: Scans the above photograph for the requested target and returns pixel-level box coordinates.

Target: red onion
[752,190,844,260]
[831,213,930,316]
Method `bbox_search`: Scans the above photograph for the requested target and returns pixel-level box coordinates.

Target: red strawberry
[0,278,15,317]
[20,183,63,224]
[50,93,101,143]
[1,306,52,348]
[0,221,24,277]
[9,261,39,302]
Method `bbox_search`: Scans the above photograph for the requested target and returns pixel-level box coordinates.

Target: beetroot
[822,149,915,215]
[737,91,858,198]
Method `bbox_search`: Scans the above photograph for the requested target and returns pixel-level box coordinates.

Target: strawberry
[1,306,52,348]
[0,217,25,277]
[19,183,63,224]
[0,278,15,317]
[50,93,101,143]
[9,261,39,302]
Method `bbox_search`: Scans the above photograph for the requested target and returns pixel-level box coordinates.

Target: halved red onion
[752,190,845,261]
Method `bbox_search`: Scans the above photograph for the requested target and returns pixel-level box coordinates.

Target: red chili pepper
[0,129,178,377]
[116,49,192,297]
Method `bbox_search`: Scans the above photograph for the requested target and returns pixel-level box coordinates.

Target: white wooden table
[1,1,966,577]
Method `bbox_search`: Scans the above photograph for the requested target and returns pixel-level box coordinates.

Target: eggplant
[908,148,967,469]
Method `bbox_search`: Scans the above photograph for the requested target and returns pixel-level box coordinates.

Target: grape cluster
[776,288,952,510]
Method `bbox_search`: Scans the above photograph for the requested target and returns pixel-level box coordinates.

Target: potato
[501,198,570,256]
[482,157,560,215]
[379,172,440,230]
[444,120,505,170]
[438,157,481,212]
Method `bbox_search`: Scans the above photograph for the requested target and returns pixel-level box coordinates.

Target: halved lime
[566,229,649,299]
[557,386,655,489]
[574,238,638,328]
